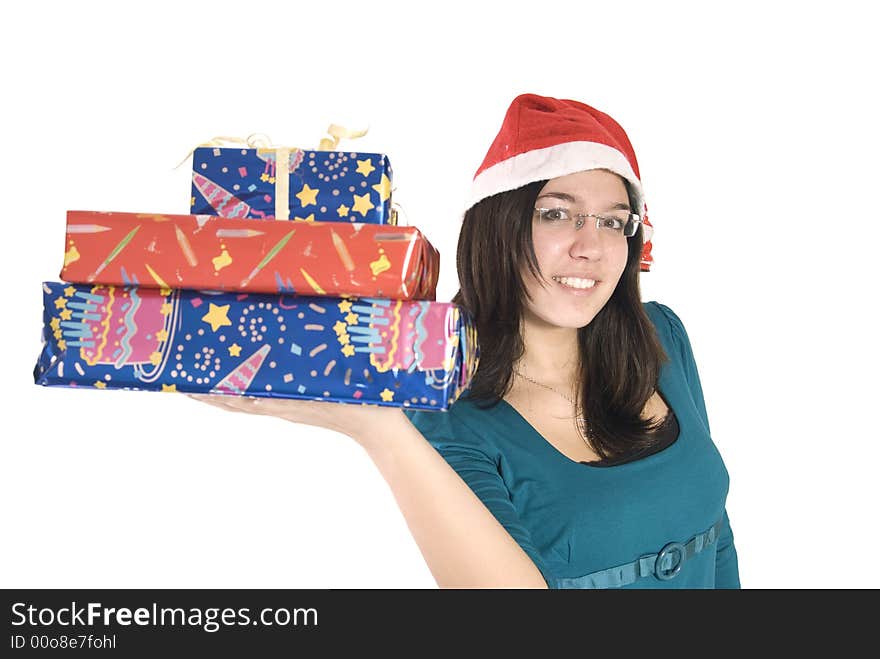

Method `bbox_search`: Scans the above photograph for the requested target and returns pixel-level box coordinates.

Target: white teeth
[553,276,597,290]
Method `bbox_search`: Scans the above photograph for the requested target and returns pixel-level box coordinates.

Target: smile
[552,276,598,290]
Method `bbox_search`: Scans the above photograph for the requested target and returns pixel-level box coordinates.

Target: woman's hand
[187,393,406,448]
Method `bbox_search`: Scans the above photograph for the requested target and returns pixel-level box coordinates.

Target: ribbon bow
[318,124,369,151]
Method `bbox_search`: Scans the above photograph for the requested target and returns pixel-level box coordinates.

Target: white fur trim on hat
[467,141,645,215]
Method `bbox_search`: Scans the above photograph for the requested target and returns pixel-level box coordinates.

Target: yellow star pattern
[191,196,195,207]
[149,352,163,366]
[213,250,232,272]
[161,383,177,393]
[64,286,76,297]
[160,287,172,296]
[355,159,375,176]
[54,296,67,310]
[50,317,61,331]
[261,173,270,182]
[294,214,315,222]
[333,320,348,335]
[54,329,62,340]
[341,344,356,357]
[295,183,319,207]
[228,343,242,357]
[380,388,394,402]
[352,193,375,217]
[59,308,73,321]
[94,381,107,389]
[156,329,169,342]
[268,176,276,184]
[345,312,359,325]
[336,204,350,217]
[372,174,392,202]
[64,245,80,267]
[370,253,391,276]
[202,303,232,332]
[160,302,174,316]
[57,339,66,350]
[337,333,350,346]
[337,300,353,313]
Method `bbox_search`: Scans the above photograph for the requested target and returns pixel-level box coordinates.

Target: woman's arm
[356,409,549,588]
[189,395,549,589]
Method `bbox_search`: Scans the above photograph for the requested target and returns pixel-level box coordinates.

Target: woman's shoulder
[642,300,698,365]
[643,300,686,330]
[402,395,503,453]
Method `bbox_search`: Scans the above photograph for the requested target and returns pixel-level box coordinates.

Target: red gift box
[60,210,439,299]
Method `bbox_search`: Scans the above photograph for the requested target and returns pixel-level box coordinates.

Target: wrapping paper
[60,210,438,299]
[33,282,478,411]
[191,147,394,224]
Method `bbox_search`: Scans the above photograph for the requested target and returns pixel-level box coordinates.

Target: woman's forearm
[352,412,549,589]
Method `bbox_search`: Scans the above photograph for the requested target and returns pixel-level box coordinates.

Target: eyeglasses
[533,207,652,241]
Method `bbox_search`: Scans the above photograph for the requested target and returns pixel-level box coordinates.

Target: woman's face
[521,169,632,329]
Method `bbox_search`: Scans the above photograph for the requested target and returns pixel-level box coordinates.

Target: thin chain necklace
[513,368,591,438]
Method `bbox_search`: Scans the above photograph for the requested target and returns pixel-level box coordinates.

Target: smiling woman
[406,93,740,588]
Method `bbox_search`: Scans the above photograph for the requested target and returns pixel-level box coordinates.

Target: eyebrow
[536,192,631,211]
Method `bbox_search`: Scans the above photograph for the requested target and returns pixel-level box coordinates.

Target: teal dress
[404,302,740,589]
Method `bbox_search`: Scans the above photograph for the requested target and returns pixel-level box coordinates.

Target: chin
[531,307,602,330]
[562,312,601,329]
[523,283,615,330]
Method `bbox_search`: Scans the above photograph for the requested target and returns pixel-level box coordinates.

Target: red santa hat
[468,93,654,271]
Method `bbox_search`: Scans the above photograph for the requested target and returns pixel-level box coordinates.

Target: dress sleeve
[653,302,712,435]
[652,303,742,588]
[404,408,556,587]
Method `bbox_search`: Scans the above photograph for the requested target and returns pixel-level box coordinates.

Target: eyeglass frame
[532,207,653,241]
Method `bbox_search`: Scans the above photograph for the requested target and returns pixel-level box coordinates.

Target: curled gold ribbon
[318,124,369,151]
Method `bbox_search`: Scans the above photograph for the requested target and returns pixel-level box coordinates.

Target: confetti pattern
[191,147,394,224]
[34,282,478,410]
[61,211,438,298]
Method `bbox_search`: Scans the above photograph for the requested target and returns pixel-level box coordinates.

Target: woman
[191,93,740,589]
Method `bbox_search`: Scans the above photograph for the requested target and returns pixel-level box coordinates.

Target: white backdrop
[2,0,877,589]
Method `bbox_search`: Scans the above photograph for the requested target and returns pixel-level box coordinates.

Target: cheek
[530,233,567,270]
[610,243,630,275]
[522,236,563,294]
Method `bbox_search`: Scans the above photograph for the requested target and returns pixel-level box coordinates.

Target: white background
[2,0,877,589]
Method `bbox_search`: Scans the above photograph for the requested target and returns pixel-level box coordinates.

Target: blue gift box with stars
[34,282,478,411]
[191,146,395,224]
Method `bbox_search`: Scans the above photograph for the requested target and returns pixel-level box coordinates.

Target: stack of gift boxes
[33,136,479,411]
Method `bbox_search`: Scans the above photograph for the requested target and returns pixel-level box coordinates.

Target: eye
[541,207,570,222]
[598,216,625,231]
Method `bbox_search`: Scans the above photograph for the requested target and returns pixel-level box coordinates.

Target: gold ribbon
[178,127,367,220]
[318,124,369,151]
[273,147,291,220]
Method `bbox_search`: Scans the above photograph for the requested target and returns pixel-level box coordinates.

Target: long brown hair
[452,176,670,460]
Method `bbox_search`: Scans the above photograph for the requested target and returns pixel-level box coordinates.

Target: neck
[515,316,580,385]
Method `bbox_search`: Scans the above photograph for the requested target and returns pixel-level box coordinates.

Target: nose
[568,220,604,259]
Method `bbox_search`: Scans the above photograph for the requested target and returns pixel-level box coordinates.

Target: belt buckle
[654,542,686,581]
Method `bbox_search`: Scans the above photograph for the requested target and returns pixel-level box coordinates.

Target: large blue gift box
[34,282,477,411]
